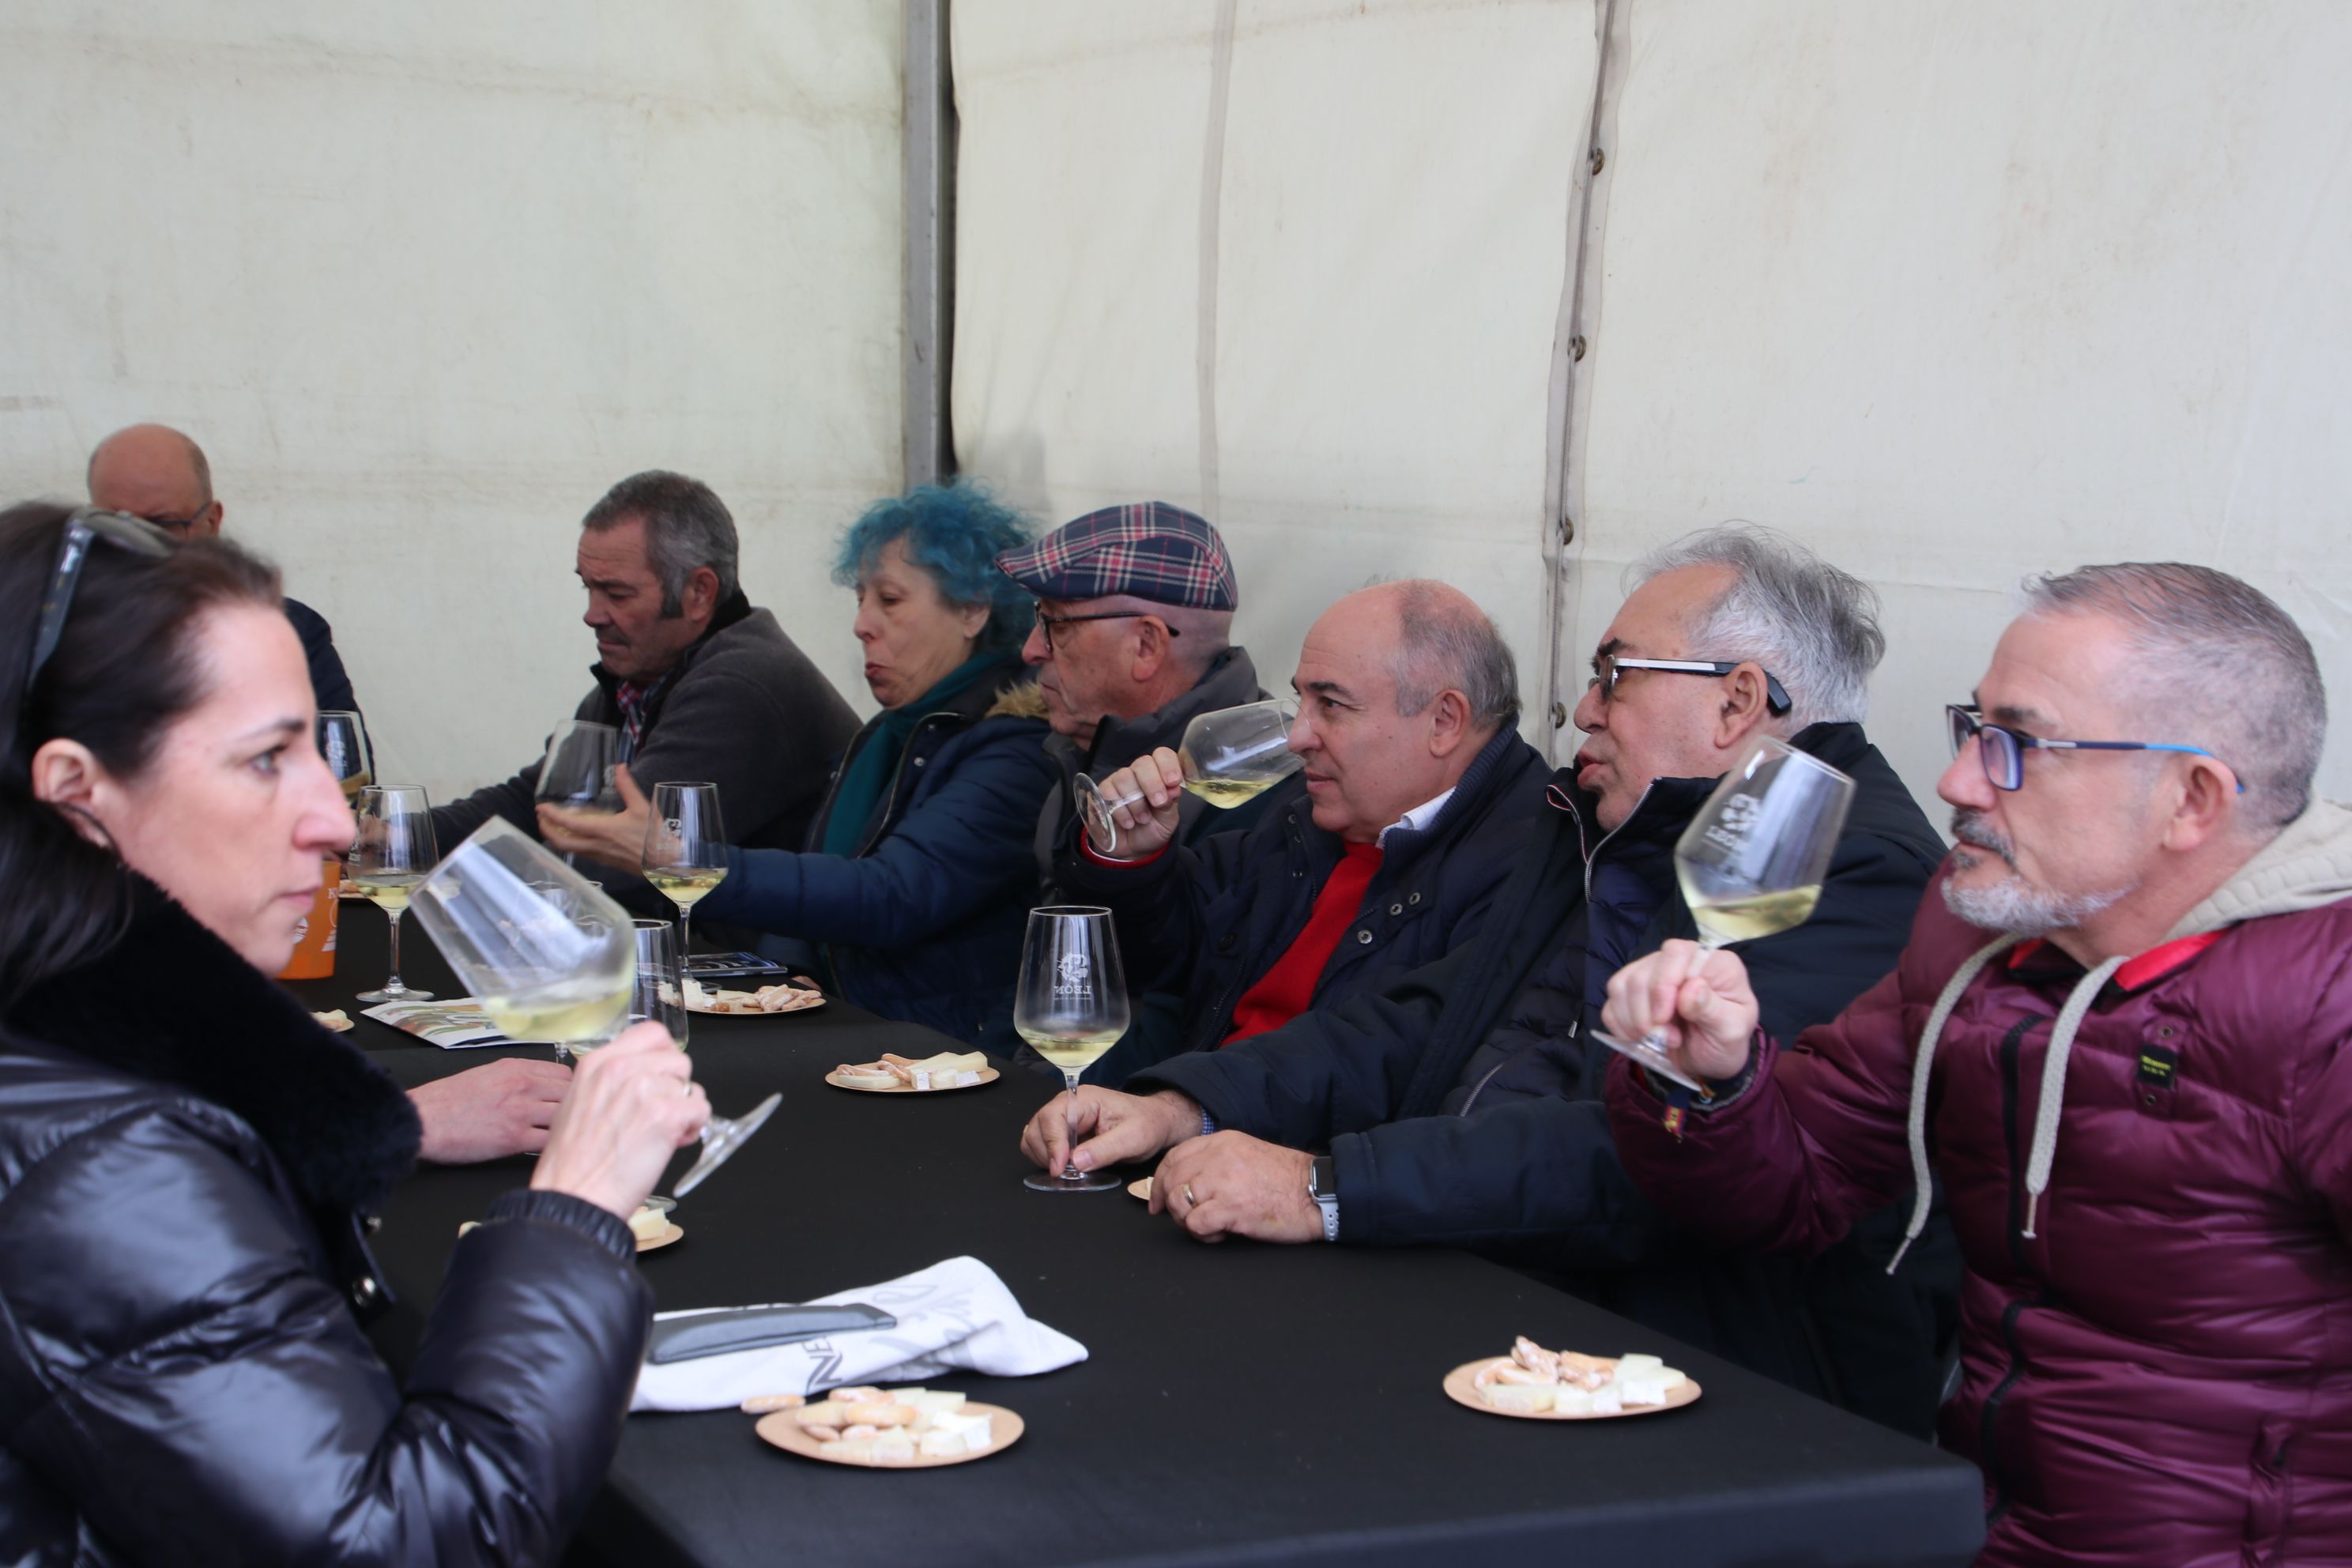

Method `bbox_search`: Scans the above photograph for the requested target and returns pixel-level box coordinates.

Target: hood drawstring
[1887,934,2128,1272]
[1887,937,2017,1275]
[2021,955,2126,1239]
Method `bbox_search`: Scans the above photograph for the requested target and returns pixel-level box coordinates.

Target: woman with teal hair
[548,483,1056,1047]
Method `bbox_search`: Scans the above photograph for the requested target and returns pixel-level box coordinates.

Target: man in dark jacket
[1022,525,1958,1435]
[997,502,1298,1078]
[432,471,860,909]
[1056,579,1549,1080]
[88,422,360,716]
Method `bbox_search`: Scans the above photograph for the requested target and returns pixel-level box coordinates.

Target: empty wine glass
[643,782,729,983]
[317,711,372,806]
[1016,906,1132,1193]
[1590,736,1856,1091]
[352,786,437,1004]
[1076,699,1302,856]
[535,719,620,808]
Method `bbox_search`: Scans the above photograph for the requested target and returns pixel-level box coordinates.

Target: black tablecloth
[300,909,1985,1568]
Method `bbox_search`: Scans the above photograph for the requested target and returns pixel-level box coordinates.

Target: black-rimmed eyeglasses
[1588,654,1792,717]
[1945,703,2242,793]
[23,509,176,699]
[1035,610,1181,654]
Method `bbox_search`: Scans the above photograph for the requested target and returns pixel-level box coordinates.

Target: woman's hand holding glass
[1081,747,1186,859]
[1597,940,1764,1087]
[529,1022,710,1219]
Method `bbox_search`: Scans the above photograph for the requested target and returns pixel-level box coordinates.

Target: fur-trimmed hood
[5,876,420,1217]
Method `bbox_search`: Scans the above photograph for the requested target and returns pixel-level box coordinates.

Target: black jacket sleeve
[1328,1096,1675,1267]
[1126,939,1470,1148]
[4,1106,650,1565]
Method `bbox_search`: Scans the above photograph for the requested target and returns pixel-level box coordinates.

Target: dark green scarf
[820,652,999,858]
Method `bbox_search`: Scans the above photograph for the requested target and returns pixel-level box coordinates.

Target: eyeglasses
[1945,703,2242,793]
[130,511,209,536]
[1588,654,1792,717]
[1034,609,1181,654]
[24,509,175,700]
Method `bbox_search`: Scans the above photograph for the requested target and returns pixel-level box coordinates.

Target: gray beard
[1942,812,2135,937]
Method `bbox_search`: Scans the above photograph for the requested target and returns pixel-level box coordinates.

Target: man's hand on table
[530,1022,711,1219]
[410,1057,574,1163]
[1020,1086,1202,1174]
[537,765,651,875]
[1084,747,1185,860]
[1152,1133,1323,1244]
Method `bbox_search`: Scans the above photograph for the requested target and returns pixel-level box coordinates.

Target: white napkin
[629,1255,1087,1412]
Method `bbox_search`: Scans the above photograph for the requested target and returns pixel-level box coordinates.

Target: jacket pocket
[2241,1415,2294,1566]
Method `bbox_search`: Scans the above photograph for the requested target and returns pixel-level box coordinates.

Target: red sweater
[1221,842,1383,1045]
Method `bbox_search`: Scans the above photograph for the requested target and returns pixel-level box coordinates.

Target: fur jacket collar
[5,876,420,1217]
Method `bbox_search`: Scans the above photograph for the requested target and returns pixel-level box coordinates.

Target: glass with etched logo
[1016,906,1131,1193]
[1590,737,1854,1090]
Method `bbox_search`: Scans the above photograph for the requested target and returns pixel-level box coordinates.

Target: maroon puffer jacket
[1608,816,2352,1568]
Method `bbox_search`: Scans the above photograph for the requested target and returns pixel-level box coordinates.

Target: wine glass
[409,820,634,1061]
[317,711,372,805]
[1016,906,1132,1193]
[352,786,438,1004]
[1076,699,1302,856]
[643,782,729,987]
[1589,736,1856,1091]
[639,917,779,1198]
[535,719,620,808]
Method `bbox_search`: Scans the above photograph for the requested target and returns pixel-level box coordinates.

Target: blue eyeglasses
[1946,703,2242,793]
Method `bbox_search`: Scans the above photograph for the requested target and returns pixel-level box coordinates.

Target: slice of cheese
[626,1206,669,1242]
[1615,1353,1665,1379]
[1487,1383,1555,1414]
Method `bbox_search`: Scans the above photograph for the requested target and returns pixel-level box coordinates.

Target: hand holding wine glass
[1076,699,1301,858]
[529,1023,711,1219]
[1589,736,1853,1091]
[1597,939,1765,1086]
[352,786,437,1004]
[1016,906,1132,1193]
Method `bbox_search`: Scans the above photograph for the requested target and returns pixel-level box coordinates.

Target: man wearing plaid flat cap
[997,501,1295,1081]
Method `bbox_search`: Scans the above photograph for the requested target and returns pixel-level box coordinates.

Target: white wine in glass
[409,819,635,1063]
[1076,699,1302,855]
[352,786,438,1004]
[643,782,729,979]
[1017,906,1132,1193]
[1591,735,1855,1091]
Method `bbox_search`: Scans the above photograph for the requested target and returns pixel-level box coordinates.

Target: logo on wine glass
[1702,791,1762,855]
[1054,951,1091,998]
[664,816,683,835]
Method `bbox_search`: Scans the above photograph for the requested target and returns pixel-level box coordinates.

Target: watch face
[1310,1157,1336,1198]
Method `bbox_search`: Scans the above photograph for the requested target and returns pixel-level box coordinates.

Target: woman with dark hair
[545,482,1057,1047]
[0,501,710,1562]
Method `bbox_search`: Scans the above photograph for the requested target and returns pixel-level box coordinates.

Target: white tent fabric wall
[952,0,1592,733]
[0,0,904,802]
[1577,1,2352,806]
[955,0,2352,814]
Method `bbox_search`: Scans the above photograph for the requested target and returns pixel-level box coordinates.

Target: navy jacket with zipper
[694,654,1056,1050]
[1131,722,1962,1434]
[1056,723,1552,1080]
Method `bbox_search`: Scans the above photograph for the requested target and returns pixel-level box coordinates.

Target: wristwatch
[1306,1155,1340,1242]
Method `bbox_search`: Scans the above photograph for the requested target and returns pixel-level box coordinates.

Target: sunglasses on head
[22,509,177,700]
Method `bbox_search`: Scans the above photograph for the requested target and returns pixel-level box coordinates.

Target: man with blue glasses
[1602,562,2351,1566]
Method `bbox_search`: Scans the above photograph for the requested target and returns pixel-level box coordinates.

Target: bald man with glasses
[89,424,359,718]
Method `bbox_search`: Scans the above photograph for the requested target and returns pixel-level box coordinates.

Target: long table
[300,909,1985,1567]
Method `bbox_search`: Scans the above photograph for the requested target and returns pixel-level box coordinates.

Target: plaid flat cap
[994,502,1238,610]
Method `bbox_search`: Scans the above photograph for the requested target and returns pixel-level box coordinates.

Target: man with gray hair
[432,469,858,872]
[1051,578,1550,1083]
[1023,524,1956,1438]
[1602,562,2350,1562]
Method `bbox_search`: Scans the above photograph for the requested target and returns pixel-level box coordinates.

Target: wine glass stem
[384,909,406,992]
[677,904,692,963]
[1061,1069,1084,1180]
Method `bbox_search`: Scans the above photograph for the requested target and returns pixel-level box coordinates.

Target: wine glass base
[1024,1170,1123,1193]
[356,986,432,1004]
[671,1091,781,1197]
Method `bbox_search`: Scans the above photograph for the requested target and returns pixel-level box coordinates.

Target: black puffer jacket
[1133,723,1962,1433]
[0,883,649,1565]
[1057,724,1551,1083]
